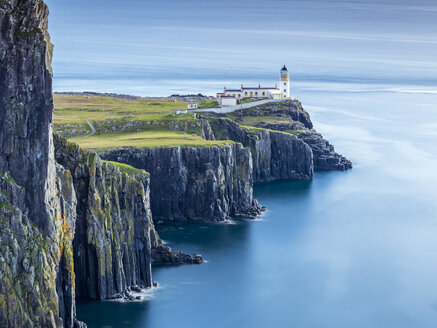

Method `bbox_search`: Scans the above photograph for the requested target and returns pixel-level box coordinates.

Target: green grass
[196,99,218,109]
[0,171,16,183]
[75,130,232,150]
[284,130,303,136]
[0,201,15,212]
[238,115,290,126]
[239,98,259,105]
[222,114,290,127]
[54,95,225,148]
[53,94,298,149]
[102,161,146,176]
[54,95,186,125]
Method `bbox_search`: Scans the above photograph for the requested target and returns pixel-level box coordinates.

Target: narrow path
[71,119,96,142]
[193,99,288,114]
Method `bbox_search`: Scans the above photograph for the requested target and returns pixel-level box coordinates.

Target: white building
[188,103,198,110]
[220,96,238,107]
[217,66,291,107]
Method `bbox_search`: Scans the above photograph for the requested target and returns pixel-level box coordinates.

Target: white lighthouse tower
[280,65,290,99]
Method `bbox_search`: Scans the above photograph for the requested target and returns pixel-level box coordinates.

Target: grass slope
[102,161,147,176]
[54,95,226,149]
[79,130,231,150]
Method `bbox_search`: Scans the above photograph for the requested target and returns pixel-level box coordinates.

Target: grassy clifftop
[54,95,225,149]
[53,94,306,150]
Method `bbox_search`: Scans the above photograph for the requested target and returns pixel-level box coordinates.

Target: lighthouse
[280,65,290,99]
[216,66,292,106]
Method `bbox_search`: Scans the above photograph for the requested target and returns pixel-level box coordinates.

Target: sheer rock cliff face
[259,101,352,170]
[101,143,263,223]
[295,130,352,171]
[54,136,156,301]
[0,0,55,232]
[208,100,352,171]
[0,1,200,324]
[204,118,314,182]
[100,116,316,223]
[0,0,83,327]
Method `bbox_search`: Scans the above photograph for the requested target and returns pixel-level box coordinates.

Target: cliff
[204,118,314,182]
[100,143,263,223]
[0,0,84,326]
[54,136,203,299]
[295,130,352,171]
[54,136,157,300]
[1,1,201,326]
[205,100,352,171]
[99,111,317,223]
[0,0,350,326]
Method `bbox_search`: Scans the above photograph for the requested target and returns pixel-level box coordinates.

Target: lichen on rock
[100,143,264,223]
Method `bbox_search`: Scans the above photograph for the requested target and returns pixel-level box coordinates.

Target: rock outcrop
[152,245,203,265]
[204,118,314,182]
[101,143,263,223]
[297,130,352,171]
[0,168,81,328]
[0,0,84,326]
[1,1,203,326]
[205,100,352,171]
[54,136,157,300]
[0,0,350,326]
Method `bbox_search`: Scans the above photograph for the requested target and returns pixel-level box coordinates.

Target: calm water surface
[43,0,437,326]
[77,89,437,327]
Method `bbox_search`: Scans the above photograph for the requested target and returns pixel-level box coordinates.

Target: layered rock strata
[0,0,84,326]
[1,1,201,326]
[205,100,352,171]
[54,136,156,300]
[204,118,314,182]
[101,143,263,223]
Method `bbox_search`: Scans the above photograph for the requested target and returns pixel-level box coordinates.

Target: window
[255,92,258,96]
[238,94,241,98]
[284,89,287,92]
[245,92,248,96]
[262,92,265,96]
[284,83,286,85]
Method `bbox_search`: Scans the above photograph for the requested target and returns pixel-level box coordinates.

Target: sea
[43,0,437,327]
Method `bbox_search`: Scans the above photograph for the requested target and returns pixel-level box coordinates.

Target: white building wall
[227,92,243,99]
[221,97,237,107]
[241,89,275,98]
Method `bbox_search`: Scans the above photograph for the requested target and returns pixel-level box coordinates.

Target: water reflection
[77,299,151,328]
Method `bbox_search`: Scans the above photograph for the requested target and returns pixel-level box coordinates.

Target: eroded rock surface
[204,118,314,182]
[101,143,263,223]
[0,0,84,326]
[55,136,203,300]
[204,100,352,171]
[54,136,155,300]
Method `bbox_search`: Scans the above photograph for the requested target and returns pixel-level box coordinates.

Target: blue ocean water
[43,0,437,327]
[45,0,437,96]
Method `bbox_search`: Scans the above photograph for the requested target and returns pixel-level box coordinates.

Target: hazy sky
[44,0,437,95]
